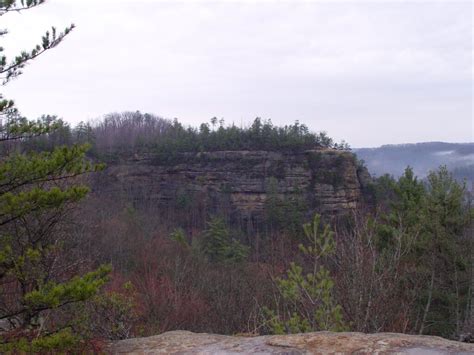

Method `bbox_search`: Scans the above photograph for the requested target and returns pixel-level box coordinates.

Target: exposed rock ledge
[107,330,474,354]
[95,149,371,223]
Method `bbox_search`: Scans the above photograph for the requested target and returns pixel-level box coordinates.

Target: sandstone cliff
[94,149,370,222]
[108,330,474,354]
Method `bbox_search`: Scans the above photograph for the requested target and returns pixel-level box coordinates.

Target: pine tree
[201,217,248,263]
[0,1,109,351]
[375,166,470,337]
[418,166,468,337]
[265,214,346,334]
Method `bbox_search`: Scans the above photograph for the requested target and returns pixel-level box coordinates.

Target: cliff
[93,149,371,222]
[108,330,474,354]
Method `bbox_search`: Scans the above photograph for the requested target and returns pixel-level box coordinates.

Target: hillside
[2,112,473,350]
[354,142,474,184]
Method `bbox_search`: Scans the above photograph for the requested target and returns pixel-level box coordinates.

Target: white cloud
[2,0,472,147]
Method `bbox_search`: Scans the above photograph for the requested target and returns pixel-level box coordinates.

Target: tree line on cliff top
[24,111,350,161]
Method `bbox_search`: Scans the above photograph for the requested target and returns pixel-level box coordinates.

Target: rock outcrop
[95,149,370,221]
[108,330,474,354]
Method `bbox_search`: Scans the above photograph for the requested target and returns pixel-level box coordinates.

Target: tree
[0,1,109,352]
[418,166,469,337]
[366,166,471,337]
[201,217,248,263]
[265,214,346,334]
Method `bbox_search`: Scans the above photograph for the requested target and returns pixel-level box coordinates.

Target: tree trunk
[420,265,435,335]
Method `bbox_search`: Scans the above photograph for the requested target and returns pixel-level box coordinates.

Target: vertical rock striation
[94,149,370,221]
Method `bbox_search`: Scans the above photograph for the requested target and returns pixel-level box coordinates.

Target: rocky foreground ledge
[108,330,474,354]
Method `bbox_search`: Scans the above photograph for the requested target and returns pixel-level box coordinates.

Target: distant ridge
[353,142,474,183]
[364,141,473,149]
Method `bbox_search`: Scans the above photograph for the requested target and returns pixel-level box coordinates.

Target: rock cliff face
[108,330,474,354]
[94,149,370,221]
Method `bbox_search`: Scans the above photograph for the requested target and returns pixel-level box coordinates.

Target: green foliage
[152,118,335,160]
[264,308,311,335]
[24,265,110,309]
[86,281,139,340]
[300,214,336,257]
[370,165,471,337]
[0,0,74,85]
[89,113,344,163]
[201,217,249,263]
[266,214,346,334]
[372,173,398,209]
[170,227,189,248]
[30,328,79,352]
[308,151,347,188]
[0,328,80,353]
[374,167,427,250]
[0,142,100,184]
[0,1,110,351]
[417,166,468,336]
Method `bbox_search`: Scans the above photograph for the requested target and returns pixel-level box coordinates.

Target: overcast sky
[2,0,472,147]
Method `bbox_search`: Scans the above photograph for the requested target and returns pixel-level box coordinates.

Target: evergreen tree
[265,214,346,334]
[373,166,471,337]
[201,217,248,263]
[418,166,469,337]
[0,1,109,351]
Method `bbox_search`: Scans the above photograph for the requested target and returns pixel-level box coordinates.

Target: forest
[0,1,473,352]
[1,112,473,352]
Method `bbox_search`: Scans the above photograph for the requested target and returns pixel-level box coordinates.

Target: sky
[2,0,472,147]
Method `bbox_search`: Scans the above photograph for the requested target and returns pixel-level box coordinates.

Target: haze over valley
[354,142,474,184]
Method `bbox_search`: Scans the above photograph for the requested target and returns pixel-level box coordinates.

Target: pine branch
[0,0,46,16]
[0,24,75,85]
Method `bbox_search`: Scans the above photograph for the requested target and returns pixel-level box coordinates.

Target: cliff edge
[108,330,474,354]
[95,149,371,221]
